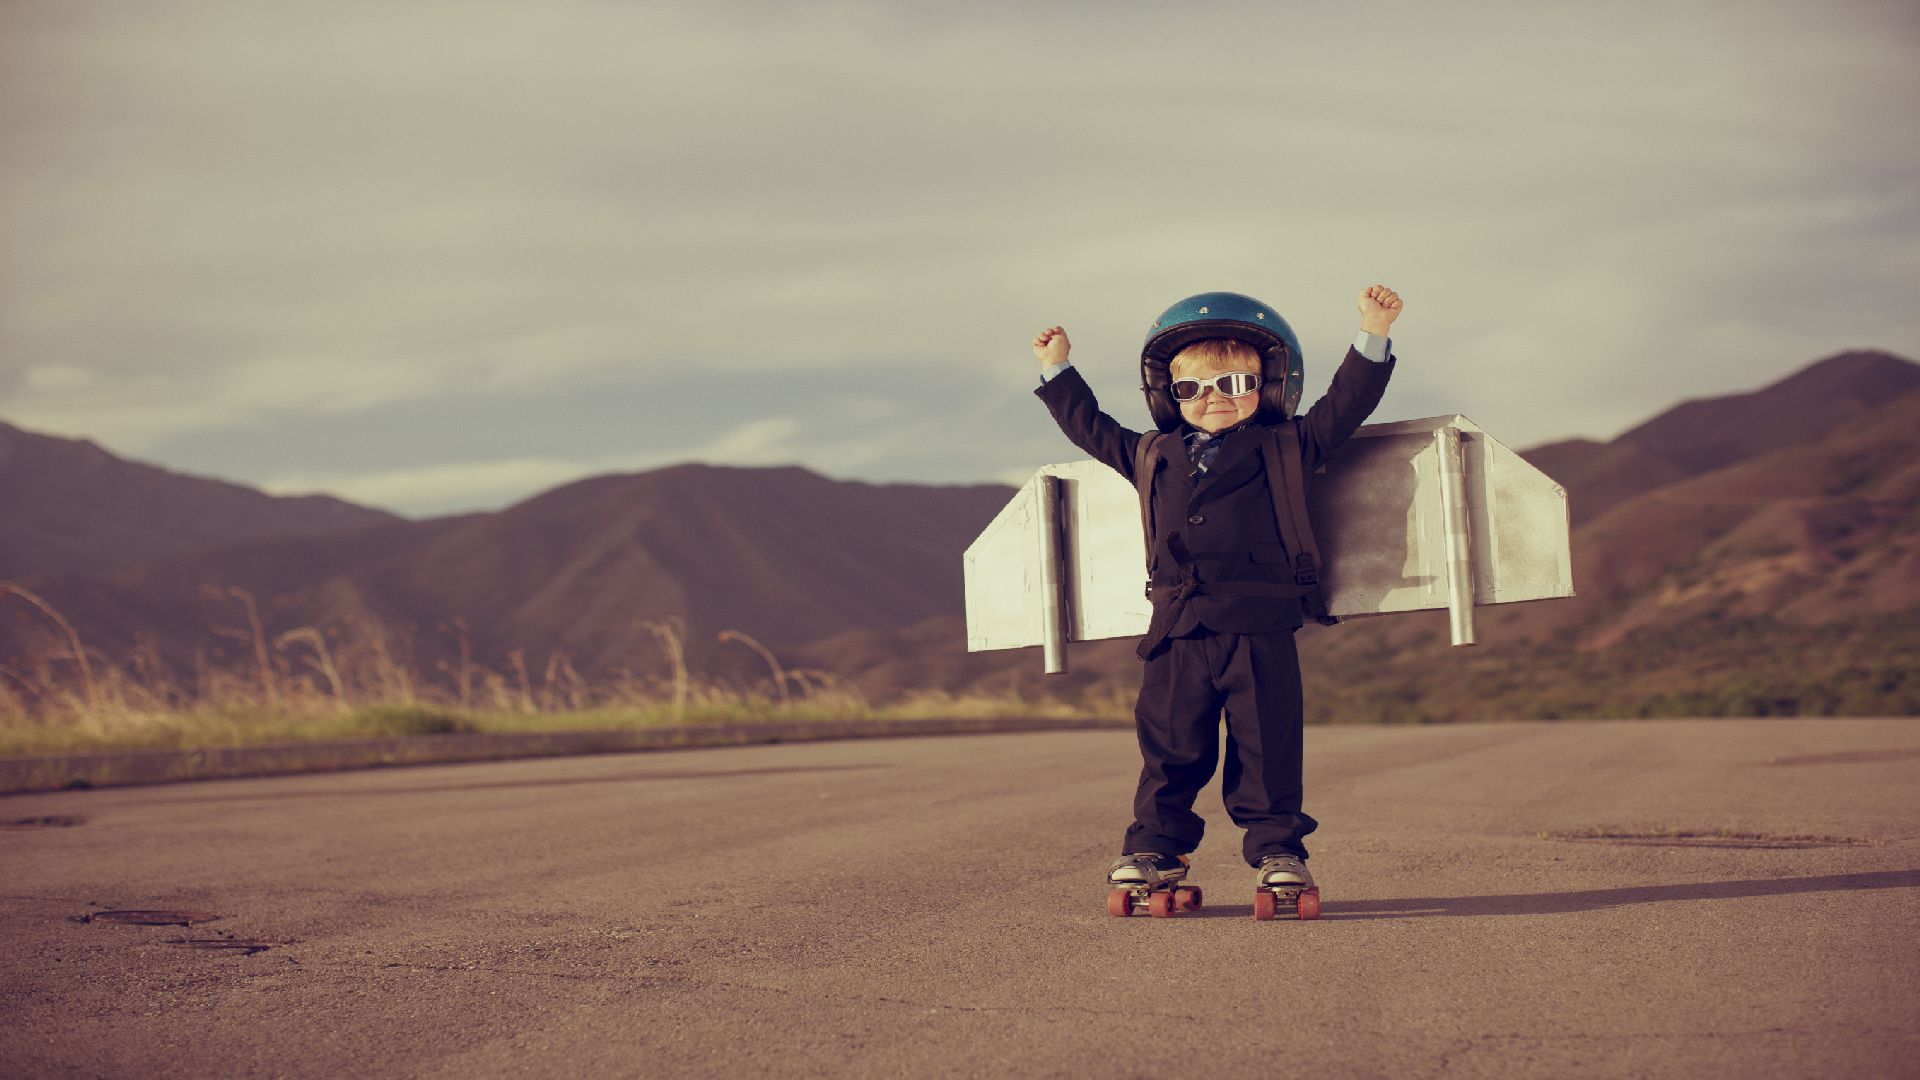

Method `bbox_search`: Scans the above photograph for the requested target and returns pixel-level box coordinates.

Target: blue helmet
[1139,291,1305,433]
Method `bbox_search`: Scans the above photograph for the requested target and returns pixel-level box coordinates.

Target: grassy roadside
[0,691,1131,758]
[1301,611,1920,724]
[5,604,1915,759]
[0,598,1135,759]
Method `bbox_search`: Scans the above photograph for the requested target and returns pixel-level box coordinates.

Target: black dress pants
[1124,626,1318,866]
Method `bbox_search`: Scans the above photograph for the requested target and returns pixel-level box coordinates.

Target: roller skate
[1105,852,1203,918]
[1252,853,1321,921]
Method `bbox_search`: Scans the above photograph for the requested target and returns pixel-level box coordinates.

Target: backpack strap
[1260,422,1339,626]
[1132,433,1167,575]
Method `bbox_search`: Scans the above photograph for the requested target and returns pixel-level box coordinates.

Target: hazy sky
[3,0,1916,516]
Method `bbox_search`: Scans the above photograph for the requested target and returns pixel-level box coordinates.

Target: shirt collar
[1182,417,1258,444]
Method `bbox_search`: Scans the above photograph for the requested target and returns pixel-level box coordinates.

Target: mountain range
[3,348,1916,717]
[0,420,398,580]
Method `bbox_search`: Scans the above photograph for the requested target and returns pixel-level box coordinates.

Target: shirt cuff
[1353,330,1393,363]
[1039,360,1073,384]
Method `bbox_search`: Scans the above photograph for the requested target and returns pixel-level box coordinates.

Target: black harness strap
[1132,433,1166,574]
[1260,422,1338,625]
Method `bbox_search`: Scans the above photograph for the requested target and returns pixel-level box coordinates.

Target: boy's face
[1171,352,1261,433]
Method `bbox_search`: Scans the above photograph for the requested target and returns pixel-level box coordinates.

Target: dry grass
[0,684,1123,757]
[0,583,1128,757]
[15,579,1905,759]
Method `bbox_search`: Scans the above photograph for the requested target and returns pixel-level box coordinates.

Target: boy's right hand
[1032,326,1070,367]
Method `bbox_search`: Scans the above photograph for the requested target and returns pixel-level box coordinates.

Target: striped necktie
[1184,429,1221,473]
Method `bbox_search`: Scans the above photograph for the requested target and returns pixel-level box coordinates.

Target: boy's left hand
[1357,284,1404,335]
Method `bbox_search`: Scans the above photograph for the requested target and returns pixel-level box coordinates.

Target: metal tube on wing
[1037,474,1070,673]
[1434,425,1477,647]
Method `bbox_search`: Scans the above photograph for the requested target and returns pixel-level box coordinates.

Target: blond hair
[1169,338,1261,377]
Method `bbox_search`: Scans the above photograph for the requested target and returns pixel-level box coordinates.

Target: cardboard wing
[963,414,1573,671]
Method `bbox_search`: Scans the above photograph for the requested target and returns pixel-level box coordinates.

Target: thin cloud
[2,0,1915,513]
[254,413,866,516]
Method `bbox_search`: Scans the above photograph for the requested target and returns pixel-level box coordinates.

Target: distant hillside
[1519,349,1920,526]
[2,464,1011,690]
[1542,388,1920,643]
[0,421,401,580]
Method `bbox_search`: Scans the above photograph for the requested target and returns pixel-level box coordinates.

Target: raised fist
[1032,325,1070,367]
[1357,285,1404,335]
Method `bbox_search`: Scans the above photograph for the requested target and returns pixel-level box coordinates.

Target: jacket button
[1188,514,1205,525]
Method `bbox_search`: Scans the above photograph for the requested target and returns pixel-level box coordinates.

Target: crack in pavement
[1431,1024,1920,1072]
[373,961,687,989]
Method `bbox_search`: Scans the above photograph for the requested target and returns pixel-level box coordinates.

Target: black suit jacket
[1035,347,1394,634]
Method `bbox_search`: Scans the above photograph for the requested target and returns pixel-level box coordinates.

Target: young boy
[1030,286,1403,906]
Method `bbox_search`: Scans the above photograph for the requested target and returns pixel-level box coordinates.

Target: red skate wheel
[1147,890,1176,918]
[1297,887,1321,921]
[1175,886,1203,912]
[1107,888,1133,918]
[1252,890,1278,921]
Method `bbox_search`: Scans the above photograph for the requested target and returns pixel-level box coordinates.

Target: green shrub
[349,704,481,736]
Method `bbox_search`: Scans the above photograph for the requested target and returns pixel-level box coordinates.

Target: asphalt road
[3,718,1917,1079]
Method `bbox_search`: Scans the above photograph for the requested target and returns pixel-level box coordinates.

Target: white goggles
[1170,370,1262,402]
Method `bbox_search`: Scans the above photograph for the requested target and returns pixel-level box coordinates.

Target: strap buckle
[1292,553,1319,587]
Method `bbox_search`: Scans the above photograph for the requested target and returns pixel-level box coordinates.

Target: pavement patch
[166,938,275,956]
[81,910,222,927]
[1543,828,1872,849]
[1766,748,1920,767]
[0,814,86,830]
